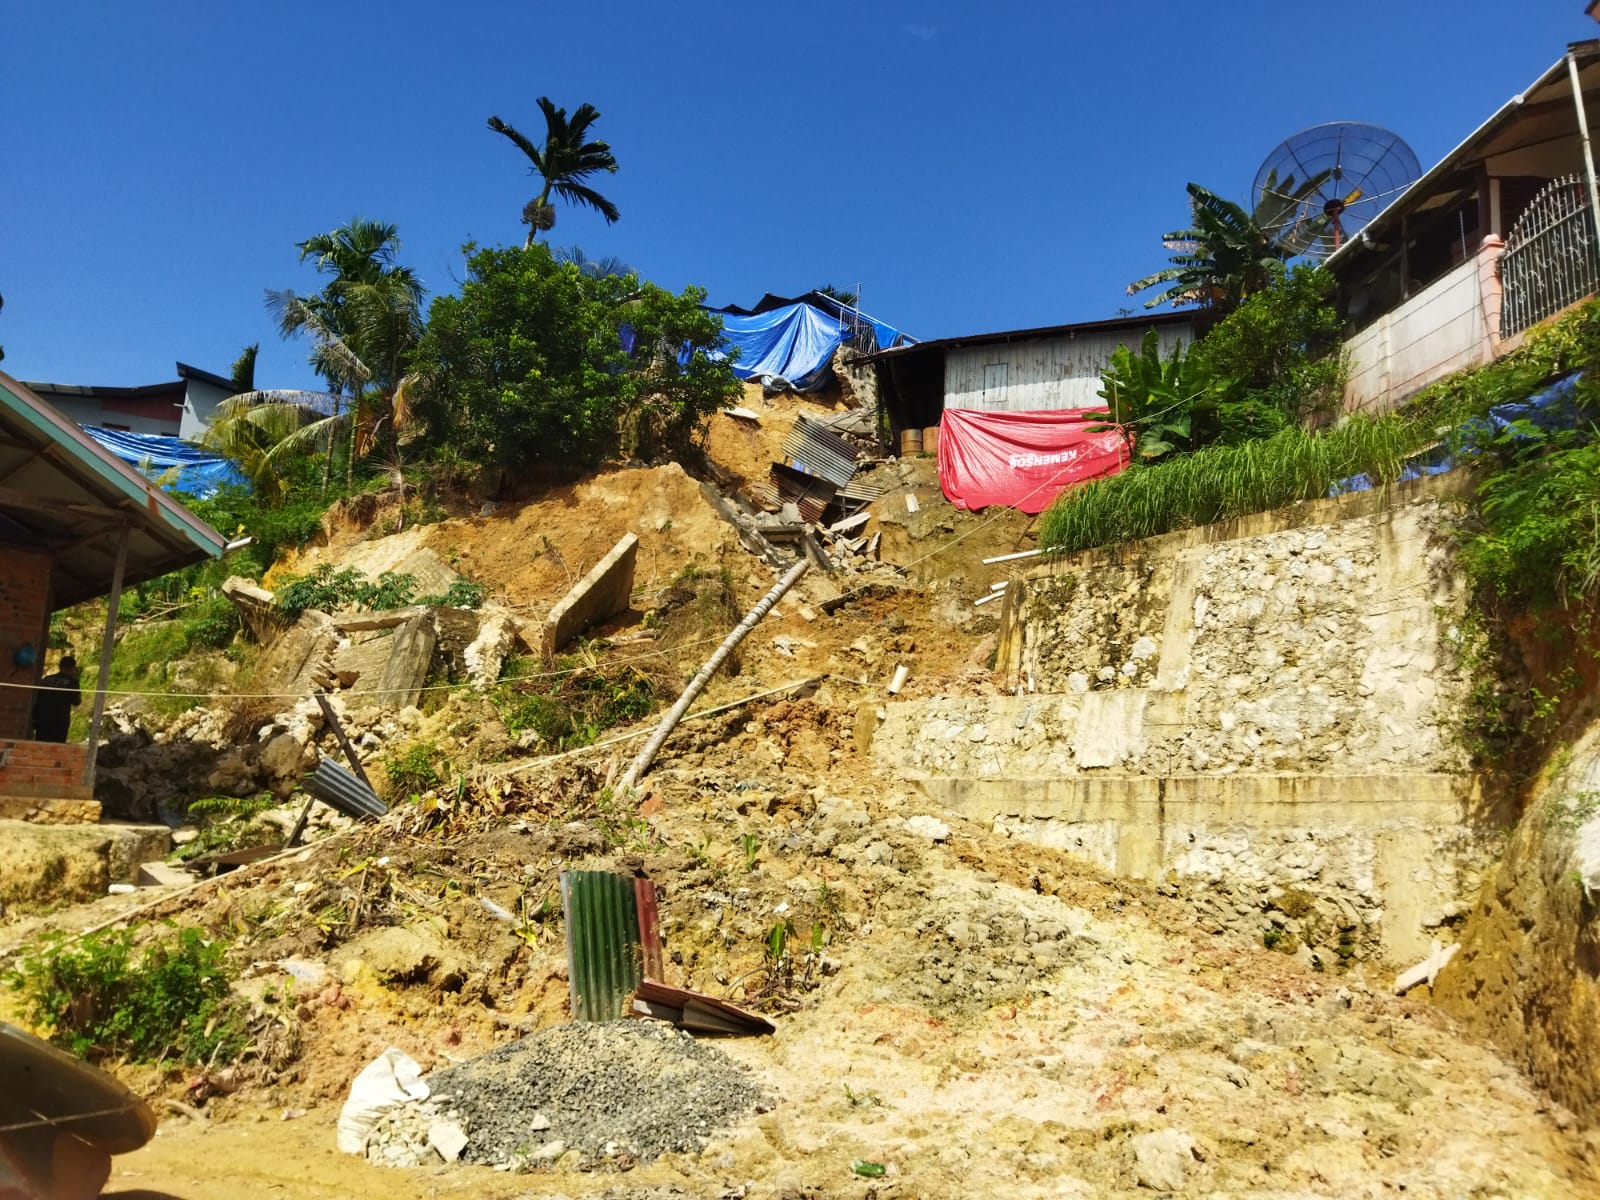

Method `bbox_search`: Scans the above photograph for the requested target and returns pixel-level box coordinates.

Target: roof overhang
[1325,39,1600,274]
[862,309,1196,364]
[0,370,227,608]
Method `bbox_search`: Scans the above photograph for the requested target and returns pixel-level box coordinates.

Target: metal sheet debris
[781,416,861,488]
[561,871,644,1022]
[630,979,776,1036]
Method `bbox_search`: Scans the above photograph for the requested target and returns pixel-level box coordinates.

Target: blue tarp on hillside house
[714,303,850,392]
[81,426,248,498]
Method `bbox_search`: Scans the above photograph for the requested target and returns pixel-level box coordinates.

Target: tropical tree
[487,99,620,246]
[209,226,423,502]
[246,220,424,494]
[551,244,635,279]
[1127,170,1331,312]
[409,243,738,483]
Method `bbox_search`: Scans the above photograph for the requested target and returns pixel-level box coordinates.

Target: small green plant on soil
[172,794,277,862]
[844,1082,884,1108]
[384,740,443,798]
[8,926,248,1064]
[740,832,761,872]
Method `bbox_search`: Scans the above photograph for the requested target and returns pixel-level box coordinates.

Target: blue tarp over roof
[714,303,849,392]
[80,426,248,499]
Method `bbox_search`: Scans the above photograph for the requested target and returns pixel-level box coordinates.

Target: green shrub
[8,927,247,1064]
[1189,264,1347,423]
[275,564,366,617]
[174,794,276,861]
[417,579,486,609]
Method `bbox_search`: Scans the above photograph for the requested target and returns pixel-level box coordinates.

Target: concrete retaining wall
[874,475,1494,963]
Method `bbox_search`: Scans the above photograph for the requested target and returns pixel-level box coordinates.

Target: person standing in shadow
[30,655,80,743]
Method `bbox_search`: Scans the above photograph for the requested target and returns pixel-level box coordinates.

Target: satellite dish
[1253,122,1422,259]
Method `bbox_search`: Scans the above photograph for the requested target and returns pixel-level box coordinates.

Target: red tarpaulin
[936,408,1130,513]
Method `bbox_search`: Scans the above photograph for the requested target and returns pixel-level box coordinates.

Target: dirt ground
[10,450,1600,1198]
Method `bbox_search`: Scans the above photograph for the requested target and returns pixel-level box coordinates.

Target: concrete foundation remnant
[542,533,639,657]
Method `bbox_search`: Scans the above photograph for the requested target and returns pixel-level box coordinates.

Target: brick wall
[0,548,51,739]
[0,739,91,799]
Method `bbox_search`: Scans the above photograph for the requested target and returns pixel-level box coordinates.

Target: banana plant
[1099,329,1231,462]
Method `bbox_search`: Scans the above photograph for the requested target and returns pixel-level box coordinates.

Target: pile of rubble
[364,1022,770,1170]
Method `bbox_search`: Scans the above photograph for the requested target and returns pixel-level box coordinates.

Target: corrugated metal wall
[944,325,1191,413]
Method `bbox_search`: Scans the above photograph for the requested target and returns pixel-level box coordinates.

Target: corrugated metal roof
[0,370,226,607]
[860,310,1196,363]
[767,463,835,524]
[781,416,860,488]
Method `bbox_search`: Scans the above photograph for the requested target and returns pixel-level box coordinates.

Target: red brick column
[0,548,52,739]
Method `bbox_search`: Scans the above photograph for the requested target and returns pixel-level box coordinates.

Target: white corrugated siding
[944,325,1192,412]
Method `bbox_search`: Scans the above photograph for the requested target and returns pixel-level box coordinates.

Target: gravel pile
[423,1020,771,1168]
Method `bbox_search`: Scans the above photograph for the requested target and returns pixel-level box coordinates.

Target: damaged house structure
[0,370,227,822]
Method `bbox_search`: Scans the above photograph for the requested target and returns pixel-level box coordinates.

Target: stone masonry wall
[0,548,51,739]
[874,477,1491,963]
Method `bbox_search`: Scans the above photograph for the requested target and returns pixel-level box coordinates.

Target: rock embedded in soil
[423,1020,771,1168]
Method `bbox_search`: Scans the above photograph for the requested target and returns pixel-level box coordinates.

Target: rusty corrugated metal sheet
[634,877,663,982]
[560,871,643,1021]
[769,463,835,524]
[781,416,860,488]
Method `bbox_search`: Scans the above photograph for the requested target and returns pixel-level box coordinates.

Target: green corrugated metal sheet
[560,871,643,1022]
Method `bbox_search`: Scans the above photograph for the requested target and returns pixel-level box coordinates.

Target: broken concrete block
[428,1119,469,1163]
[373,614,436,711]
[137,860,197,888]
[464,607,518,690]
[541,533,639,657]
[222,576,289,643]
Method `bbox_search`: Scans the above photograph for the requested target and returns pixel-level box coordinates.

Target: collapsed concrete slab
[542,533,639,657]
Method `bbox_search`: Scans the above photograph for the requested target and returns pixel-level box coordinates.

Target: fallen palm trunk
[616,559,809,793]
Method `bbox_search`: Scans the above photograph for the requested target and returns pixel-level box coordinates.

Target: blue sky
[2,1,1595,392]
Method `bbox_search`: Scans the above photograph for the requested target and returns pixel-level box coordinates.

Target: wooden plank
[314,694,374,791]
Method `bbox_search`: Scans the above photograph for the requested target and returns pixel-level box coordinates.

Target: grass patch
[383,739,445,798]
[8,926,248,1064]
[1039,414,1425,554]
[494,651,662,751]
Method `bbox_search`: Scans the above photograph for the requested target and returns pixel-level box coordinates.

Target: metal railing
[1501,174,1600,337]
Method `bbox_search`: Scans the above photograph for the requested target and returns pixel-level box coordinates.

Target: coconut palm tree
[1128,171,1331,312]
[487,99,620,246]
[260,220,424,493]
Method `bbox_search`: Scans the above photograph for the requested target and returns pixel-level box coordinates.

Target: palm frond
[488,115,542,168]
[550,181,621,224]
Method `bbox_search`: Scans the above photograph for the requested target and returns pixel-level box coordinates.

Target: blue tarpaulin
[81,426,248,498]
[1330,371,1587,495]
[714,303,849,392]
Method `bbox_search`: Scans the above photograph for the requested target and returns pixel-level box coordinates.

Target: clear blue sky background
[2,1,1596,393]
